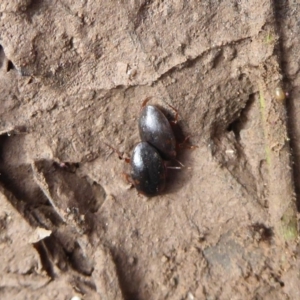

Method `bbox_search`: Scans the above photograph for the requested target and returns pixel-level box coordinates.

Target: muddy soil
[0,1,300,299]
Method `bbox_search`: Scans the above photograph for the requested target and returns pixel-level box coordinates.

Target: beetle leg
[141,97,153,109]
[168,159,192,170]
[166,103,179,124]
[104,142,131,163]
[173,158,185,167]
[177,136,198,150]
[122,173,134,187]
[167,166,182,170]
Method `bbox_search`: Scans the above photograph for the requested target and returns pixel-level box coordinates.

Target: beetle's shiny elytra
[139,105,176,160]
[131,142,166,197]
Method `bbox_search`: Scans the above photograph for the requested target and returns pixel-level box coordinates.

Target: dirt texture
[0,0,300,299]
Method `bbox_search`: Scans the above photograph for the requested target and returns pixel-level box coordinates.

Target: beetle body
[131,142,166,197]
[139,105,176,160]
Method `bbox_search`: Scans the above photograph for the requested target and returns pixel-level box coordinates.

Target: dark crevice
[211,93,260,199]
[110,248,143,300]
[212,49,224,69]
[0,136,61,228]
[72,277,97,295]
[7,60,15,72]
[251,223,274,243]
[272,1,300,211]
[0,166,54,225]
[34,240,55,278]
[35,233,96,279]
[134,0,154,30]
[0,44,16,72]
[226,94,255,141]
[227,118,242,140]
[25,0,45,16]
[0,135,98,279]
[68,242,94,276]
[30,204,64,228]
[287,90,300,212]
[0,45,4,69]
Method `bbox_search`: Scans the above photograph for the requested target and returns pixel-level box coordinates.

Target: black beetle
[131,142,166,196]
[139,105,176,160]
[106,101,182,197]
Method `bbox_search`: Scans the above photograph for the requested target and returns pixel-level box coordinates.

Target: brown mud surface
[0,1,300,299]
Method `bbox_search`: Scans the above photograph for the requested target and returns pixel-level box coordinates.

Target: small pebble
[274,87,286,102]
[128,256,135,265]
[187,292,195,300]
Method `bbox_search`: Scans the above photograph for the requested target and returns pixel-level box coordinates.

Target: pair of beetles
[115,99,180,197]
